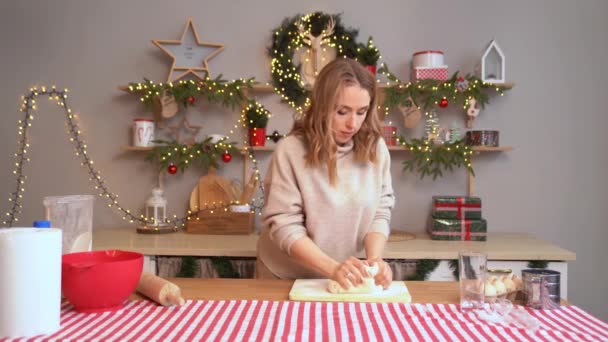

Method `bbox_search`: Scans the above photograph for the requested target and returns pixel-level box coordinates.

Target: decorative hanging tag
[399,96,422,128]
[153,89,178,124]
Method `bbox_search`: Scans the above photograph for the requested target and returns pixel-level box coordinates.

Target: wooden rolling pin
[136,273,185,306]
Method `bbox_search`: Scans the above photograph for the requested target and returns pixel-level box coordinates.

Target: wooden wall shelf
[122,143,512,197]
[123,144,513,153]
[118,78,515,200]
[242,145,513,153]
[122,145,153,151]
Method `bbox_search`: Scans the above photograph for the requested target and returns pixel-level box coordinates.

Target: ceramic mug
[209,134,227,144]
[133,119,155,147]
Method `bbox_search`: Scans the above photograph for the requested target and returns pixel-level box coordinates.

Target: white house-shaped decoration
[480,40,505,83]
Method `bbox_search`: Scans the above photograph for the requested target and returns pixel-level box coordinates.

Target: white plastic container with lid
[412,50,445,68]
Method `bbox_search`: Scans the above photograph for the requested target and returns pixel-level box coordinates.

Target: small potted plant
[356,36,381,76]
[243,100,270,146]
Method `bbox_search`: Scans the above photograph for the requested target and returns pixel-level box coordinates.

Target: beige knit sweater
[257,135,395,279]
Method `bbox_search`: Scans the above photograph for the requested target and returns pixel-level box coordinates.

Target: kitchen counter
[94,229,576,261]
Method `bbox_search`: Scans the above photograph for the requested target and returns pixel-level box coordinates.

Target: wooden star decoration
[152,17,224,82]
[168,116,202,145]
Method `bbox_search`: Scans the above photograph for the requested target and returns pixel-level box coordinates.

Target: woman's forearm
[364,232,387,260]
[289,237,340,278]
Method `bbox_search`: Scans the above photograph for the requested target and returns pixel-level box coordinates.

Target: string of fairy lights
[3,86,144,227]
[2,84,270,229]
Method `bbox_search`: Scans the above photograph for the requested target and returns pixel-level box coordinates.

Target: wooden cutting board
[196,167,232,210]
[289,279,411,303]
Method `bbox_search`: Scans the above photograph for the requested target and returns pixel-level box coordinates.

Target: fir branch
[378,63,401,83]
[145,138,239,173]
[211,257,240,278]
[126,77,254,111]
[177,256,197,278]
[356,36,381,66]
[449,259,460,280]
[407,259,441,280]
[401,138,475,180]
[527,260,549,269]
[244,100,271,128]
[378,63,512,112]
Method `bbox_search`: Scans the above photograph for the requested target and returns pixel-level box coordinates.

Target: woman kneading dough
[256,58,395,292]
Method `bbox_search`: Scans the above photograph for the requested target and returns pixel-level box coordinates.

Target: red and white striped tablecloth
[2,300,607,341]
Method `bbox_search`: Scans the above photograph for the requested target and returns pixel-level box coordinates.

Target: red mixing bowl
[62,250,143,313]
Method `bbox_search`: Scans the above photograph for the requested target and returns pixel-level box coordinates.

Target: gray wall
[1,0,606,320]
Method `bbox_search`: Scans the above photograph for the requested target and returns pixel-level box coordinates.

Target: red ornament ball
[439,97,448,108]
[167,164,178,174]
[222,152,232,163]
[188,96,195,105]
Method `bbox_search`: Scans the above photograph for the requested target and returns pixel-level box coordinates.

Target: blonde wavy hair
[291,58,383,185]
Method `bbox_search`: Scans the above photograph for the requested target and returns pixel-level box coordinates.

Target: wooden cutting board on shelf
[289,280,411,303]
[193,167,233,210]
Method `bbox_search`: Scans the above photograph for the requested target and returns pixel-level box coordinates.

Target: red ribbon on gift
[434,197,481,219]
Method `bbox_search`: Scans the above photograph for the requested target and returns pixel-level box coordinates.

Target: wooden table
[133,279,455,303]
[132,278,568,305]
[131,278,459,304]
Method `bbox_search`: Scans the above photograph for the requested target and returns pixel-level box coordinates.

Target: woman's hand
[331,256,370,290]
[367,258,392,289]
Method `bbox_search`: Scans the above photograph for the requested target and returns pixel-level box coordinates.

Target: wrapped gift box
[411,66,448,82]
[428,217,487,241]
[432,196,482,220]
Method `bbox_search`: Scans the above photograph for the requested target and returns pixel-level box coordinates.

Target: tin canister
[412,50,444,68]
[522,269,560,310]
[465,130,499,147]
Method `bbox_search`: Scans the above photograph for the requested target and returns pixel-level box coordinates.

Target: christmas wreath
[268,12,359,112]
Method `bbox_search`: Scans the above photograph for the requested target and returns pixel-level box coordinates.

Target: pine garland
[145,138,239,173]
[379,63,512,112]
[177,256,197,278]
[400,138,474,180]
[211,257,240,278]
[448,259,460,280]
[243,100,271,128]
[407,259,441,280]
[126,76,254,110]
[356,36,380,66]
[527,260,549,269]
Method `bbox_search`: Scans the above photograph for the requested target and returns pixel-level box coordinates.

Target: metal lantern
[145,187,167,227]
